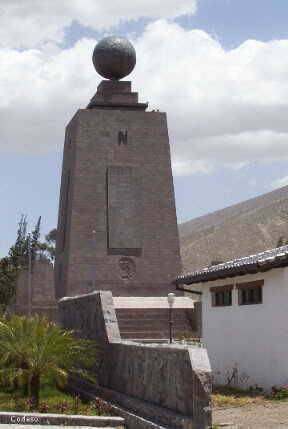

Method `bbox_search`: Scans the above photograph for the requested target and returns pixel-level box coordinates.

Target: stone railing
[59,291,212,429]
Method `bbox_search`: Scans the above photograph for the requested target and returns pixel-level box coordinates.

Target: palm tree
[0,315,96,409]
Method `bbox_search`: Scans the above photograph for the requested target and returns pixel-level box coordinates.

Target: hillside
[178,185,288,273]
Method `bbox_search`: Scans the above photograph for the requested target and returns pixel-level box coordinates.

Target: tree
[8,215,48,269]
[0,257,17,313]
[8,214,28,269]
[0,216,56,312]
[0,215,28,312]
[42,228,57,263]
[30,216,41,264]
[0,315,96,409]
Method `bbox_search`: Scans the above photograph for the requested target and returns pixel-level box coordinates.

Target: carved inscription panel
[107,166,142,255]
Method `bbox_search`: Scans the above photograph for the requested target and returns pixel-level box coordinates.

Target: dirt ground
[213,401,288,428]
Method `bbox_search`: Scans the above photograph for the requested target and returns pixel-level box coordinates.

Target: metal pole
[167,292,175,344]
[169,306,173,344]
[92,230,96,291]
[27,233,32,316]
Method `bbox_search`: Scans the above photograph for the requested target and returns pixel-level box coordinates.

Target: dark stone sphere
[92,36,136,80]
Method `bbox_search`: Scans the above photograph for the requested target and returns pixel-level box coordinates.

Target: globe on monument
[92,36,136,80]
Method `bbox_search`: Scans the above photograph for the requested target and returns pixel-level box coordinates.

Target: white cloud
[0,38,97,153]
[1,20,288,176]
[172,159,214,176]
[133,21,288,175]
[271,175,288,190]
[0,0,197,49]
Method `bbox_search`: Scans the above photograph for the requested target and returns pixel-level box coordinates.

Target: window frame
[210,284,233,307]
[236,280,264,305]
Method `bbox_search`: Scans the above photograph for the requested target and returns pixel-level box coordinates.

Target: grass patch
[0,384,112,416]
[212,385,268,408]
[271,385,288,401]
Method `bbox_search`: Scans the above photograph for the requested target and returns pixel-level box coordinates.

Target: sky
[1,0,288,256]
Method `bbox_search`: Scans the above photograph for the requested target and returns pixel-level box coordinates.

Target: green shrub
[0,315,97,409]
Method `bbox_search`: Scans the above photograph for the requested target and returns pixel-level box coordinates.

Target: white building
[175,245,288,392]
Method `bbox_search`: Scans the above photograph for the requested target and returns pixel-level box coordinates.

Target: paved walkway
[0,411,124,428]
[214,402,288,428]
[0,426,122,429]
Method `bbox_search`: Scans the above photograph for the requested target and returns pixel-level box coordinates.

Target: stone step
[116,314,194,324]
[117,316,194,325]
[118,324,194,332]
[120,330,195,339]
[115,307,196,340]
[117,316,192,324]
[118,323,193,331]
[121,332,169,339]
[116,308,192,317]
[113,296,194,310]
[116,313,187,322]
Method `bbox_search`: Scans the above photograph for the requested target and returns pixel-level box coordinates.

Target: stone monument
[55,39,212,427]
[55,36,182,300]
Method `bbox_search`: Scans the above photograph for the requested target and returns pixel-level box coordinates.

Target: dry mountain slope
[178,185,288,273]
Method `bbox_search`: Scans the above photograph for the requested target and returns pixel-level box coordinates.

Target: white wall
[185,267,288,392]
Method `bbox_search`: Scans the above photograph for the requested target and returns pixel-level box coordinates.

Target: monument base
[59,290,212,429]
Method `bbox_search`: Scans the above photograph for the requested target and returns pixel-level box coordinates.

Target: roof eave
[175,257,288,287]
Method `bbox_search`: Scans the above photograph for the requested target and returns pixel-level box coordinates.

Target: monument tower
[55,36,182,299]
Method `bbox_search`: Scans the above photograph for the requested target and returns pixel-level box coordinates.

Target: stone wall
[14,260,58,321]
[60,290,120,343]
[59,291,212,429]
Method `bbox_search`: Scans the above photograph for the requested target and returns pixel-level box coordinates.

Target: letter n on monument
[118,130,128,146]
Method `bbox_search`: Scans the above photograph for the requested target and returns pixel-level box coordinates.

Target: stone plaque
[107,166,142,255]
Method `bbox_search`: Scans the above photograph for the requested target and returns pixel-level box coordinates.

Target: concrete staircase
[115,307,197,341]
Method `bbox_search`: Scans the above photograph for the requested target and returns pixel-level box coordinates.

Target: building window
[237,280,263,305]
[210,285,233,307]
